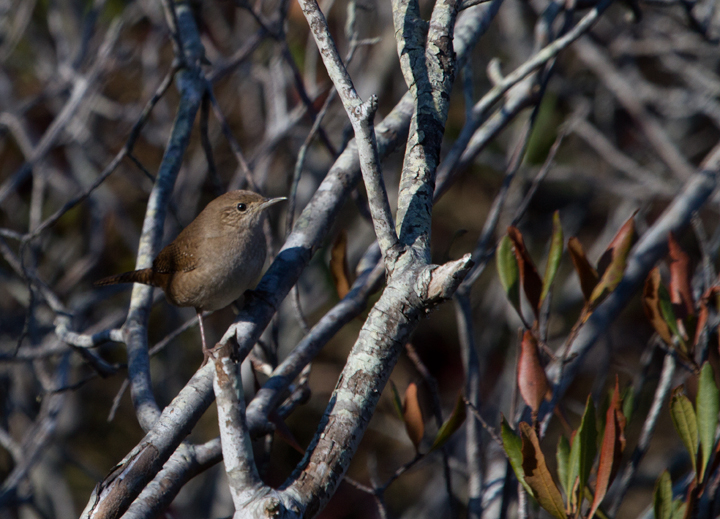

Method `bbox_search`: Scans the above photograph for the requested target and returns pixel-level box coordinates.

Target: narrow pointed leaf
[589,213,636,308]
[520,422,568,519]
[556,435,571,498]
[643,268,674,345]
[589,377,626,519]
[403,383,425,450]
[653,471,673,519]
[697,362,719,481]
[497,235,521,314]
[568,395,597,511]
[597,391,610,444]
[596,210,638,276]
[508,226,544,316]
[621,386,635,423]
[390,381,404,421]
[270,412,305,454]
[670,386,698,476]
[671,501,687,519]
[541,211,564,306]
[682,480,698,519]
[330,230,352,299]
[668,232,694,319]
[501,415,534,496]
[518,330,550,414]
[429,392,466,452]
[695,286,719,350]
[658,281,688,355]
[568,237,598,302]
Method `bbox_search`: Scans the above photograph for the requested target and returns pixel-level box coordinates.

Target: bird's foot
[201,343,227,367]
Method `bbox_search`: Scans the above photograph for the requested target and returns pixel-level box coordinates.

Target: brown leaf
[518,330,550,416]
[330,230,352,299]
[588,377,626,519]
[270,412,304,454]
[643,268,673,345]
[519,422,568,519]
[683,479,698,519]
[589,213,637,309]
[668,232,694,319]
[568,237,599,302]
[508,227,543,317]
[403,383,424,450]
[596,211,637,277]
[697,286,720,350]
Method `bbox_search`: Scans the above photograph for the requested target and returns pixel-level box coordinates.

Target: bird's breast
[165,229,267,311]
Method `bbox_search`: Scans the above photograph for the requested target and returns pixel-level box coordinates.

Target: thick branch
[296,0,399,264]
[123,2,206,432]
[213,345,263,509]
[281,254,472,516]
[392,0,460,254]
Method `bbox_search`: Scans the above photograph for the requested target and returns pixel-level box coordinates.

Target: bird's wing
[153,239,199,273]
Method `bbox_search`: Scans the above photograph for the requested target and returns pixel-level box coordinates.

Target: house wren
[95,190,286,360]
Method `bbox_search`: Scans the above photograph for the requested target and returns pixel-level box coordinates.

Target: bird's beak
[260,196,287,211]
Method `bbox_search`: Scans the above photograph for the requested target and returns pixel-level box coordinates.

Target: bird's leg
[197,310,213,366]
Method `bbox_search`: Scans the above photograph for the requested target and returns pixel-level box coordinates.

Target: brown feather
[152,239,198,274]
[94,268,158,287]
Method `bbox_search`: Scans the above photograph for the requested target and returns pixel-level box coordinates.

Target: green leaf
[497,235,521,315]
[429,393,466,452]
[568,396,597,512]
[671,500,687,519]
[621,386,634,423]
[653,471,672,519]
[670,386,698,476]
[697,362,719,481]
[390,381,404,422]
[520,422,568,519]
[658,282,688,354]
[541,211,564,306]
[556,435,571,498]
[501,415,534,497]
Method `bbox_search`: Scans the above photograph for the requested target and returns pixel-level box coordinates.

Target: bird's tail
[94,269,157,287]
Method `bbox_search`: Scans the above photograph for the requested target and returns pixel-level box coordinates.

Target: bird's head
[211,190,286,229]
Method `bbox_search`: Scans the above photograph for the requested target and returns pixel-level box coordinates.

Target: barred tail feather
[94,269,157,287]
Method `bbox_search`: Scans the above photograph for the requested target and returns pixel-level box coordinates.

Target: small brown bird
[96,190,286,361]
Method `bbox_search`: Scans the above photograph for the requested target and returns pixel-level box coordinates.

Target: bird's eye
[237,203,247,212]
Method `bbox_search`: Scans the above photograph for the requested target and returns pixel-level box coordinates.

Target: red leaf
[588,377,627,519]
[518,330,550,416]
[568,237,599,303]
[508,227,543,317]
[668,232,694,319]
